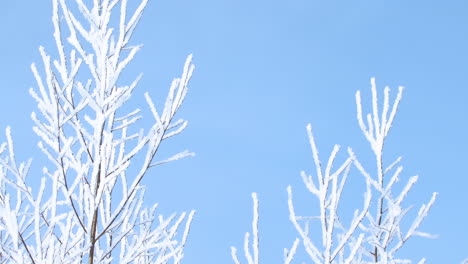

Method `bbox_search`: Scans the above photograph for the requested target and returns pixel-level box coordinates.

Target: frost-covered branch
[354,78,437,263]
[1,0,195,263]
[283,78,436,264]
[231,193,260,264]
[231,192,300,264]
[287,124,371,264]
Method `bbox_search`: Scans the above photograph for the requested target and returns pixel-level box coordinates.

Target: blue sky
[1,0,468,263]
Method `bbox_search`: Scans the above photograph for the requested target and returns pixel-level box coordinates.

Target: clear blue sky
[1,0,467,263]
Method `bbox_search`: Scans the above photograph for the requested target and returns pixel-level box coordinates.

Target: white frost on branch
[1,0,195,263]
[233,78,437,264]
[231,193,301,264]
[353,78,437,263]
[287,124,371,264]
[231,193,260,264]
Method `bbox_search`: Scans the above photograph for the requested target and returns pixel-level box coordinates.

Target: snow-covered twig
[231,193,260,264]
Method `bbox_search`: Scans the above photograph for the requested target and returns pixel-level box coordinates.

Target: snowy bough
[232,78,437,264]
[0,0,194,263]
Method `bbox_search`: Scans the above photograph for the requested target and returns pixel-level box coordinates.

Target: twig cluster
[232,78,437,264]
[0,1,194,263]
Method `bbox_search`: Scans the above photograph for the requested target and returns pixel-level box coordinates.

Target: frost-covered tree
[232,78,437,264]
[0,0,194,263]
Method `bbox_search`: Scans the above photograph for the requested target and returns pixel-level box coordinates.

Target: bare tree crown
[0,1,195,263]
